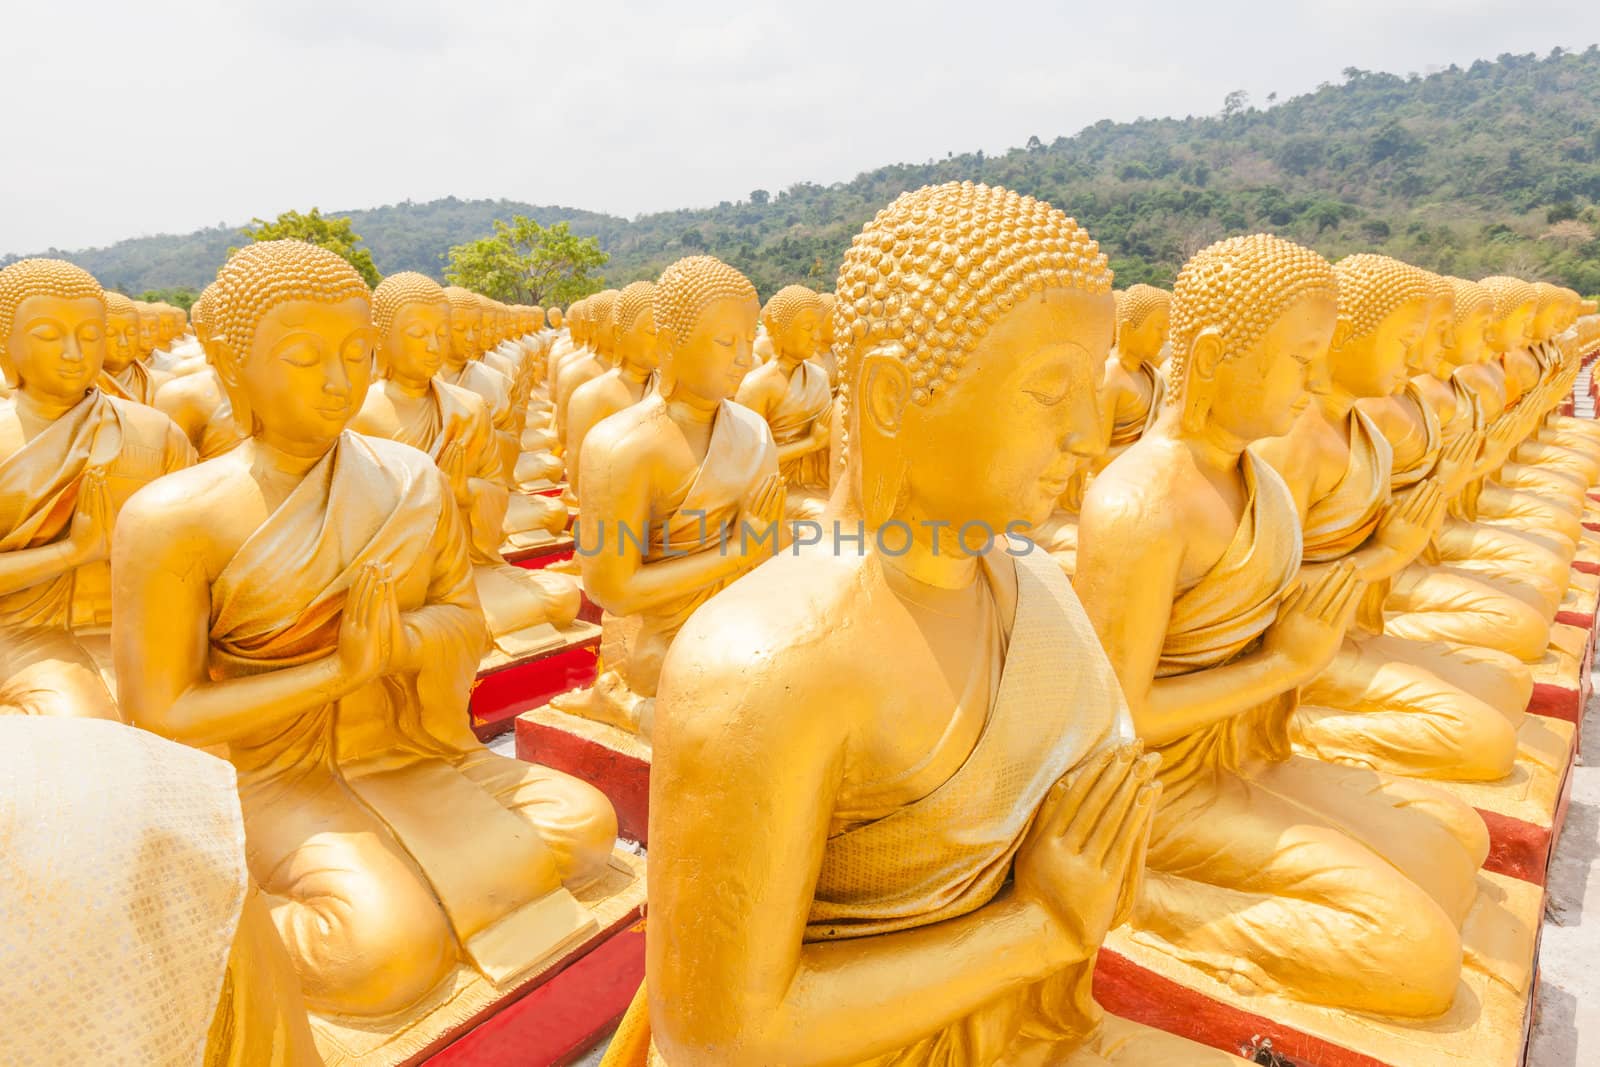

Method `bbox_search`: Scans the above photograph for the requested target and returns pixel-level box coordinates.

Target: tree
[136,287,199,310]
[236,208,381,286]
[749,189,771,206]
[1222,90,1249,118]
[444,216,608,305]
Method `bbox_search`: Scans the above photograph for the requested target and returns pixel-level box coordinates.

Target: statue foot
[549,672,651,738]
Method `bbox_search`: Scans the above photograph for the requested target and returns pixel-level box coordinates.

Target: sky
[1,0,1594,256]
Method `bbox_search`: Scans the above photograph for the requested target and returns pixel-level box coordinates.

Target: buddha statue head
[1167,234,1337,442]
[133,301,161,360]
[589,289,620,364]
[1555,287,1583,333]
[548,305,564,330]
[1478,276,1538,354]
[155,304,181,347]
[189,285,218,354]
[654,255,759,408]
[566,299,588,348]
[204,240,374,457]
[835,181,1113,533]
[372,272,451,387]
[614,281,660,375]
[1409,273,1455,378]
[1115,284,1171,369]
[441,287,482,369]
[760,285,823,365]
[102,291,141,376]
[1438,278,1494,370]
[1530,282,1566,344]
[1326,254,1435,402]
[530,306,546,332]
[0,258,106,400]
[816,292,837,351]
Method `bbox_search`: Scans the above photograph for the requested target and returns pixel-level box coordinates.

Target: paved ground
[1527,673,1600,1066]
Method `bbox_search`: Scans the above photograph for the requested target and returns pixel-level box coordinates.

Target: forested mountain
[12,46,1600,299]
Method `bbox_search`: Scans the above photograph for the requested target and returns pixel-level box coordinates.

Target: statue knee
[554,776,619,886]
[1455,705,1518,781]
[1365,902,1463,1017]
[538,574,582,627]
[291,873,456,1017]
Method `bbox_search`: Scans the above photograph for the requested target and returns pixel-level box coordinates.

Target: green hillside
[11,46,1600,299]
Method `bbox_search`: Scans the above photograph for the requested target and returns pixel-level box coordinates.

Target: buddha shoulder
[104,393,190,449]
[1083,439,1191,536]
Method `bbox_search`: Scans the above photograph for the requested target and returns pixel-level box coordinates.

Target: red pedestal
[1092,950,1393,1067]
[513,548,577,572]
[425,920,645,1067]
[517,715,651,845]
[471,643,600,741]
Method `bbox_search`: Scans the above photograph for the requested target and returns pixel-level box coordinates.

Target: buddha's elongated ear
[0,340,16,391]
[208,335,253,437]
[1331,315,1354,353]
[856,343,912,529]
[1179,326,1223,434]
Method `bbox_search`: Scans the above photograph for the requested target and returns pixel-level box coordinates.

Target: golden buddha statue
[566,281,660,502]
[1246,254,1528,780]
[98,290,172,404]
[548,304,564,331]
[114,239,616,1024]
[1525,283,1600,461]
[1076,234,1486,1015]
[547,298,583,378]
[605,182,1243,1067]
[1095,283,1170,469]
[154,286,248,459]
[813,290,840,386]
[0,259,197,718]
[554,288,619,454]
[350,272,579,651]
[439,286,565,543]
[735,284,833,521]
[551,256,783,739]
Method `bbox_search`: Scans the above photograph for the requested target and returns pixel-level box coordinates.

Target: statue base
[516,706,652,845]
[310,849,646,1067]
[471,621,601,741]
[502,530,575,565]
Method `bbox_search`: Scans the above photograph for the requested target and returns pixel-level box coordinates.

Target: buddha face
[774,306,822,364]
[1531,300,1561,344]
[1410,294,1453,376]
[448,304,481,364]
[4,294,105,401]
[1211,292,1337,441]
[1443,304,1492,368]
[136,310,160,358]
[549,307,563,329]
[667,295,759,404]
[1119,305,1170,367]
[818,308,836,349]
[233,297,374,453]
[156,310,178,345]
[1486,302,1534,354]
[890,287,1111,531]
[1332,297,1429,400]
[618,305,662,373]
[380,299,451,384]
[104,306,141,374]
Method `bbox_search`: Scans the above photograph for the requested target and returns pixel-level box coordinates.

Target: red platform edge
[510,546,577,571]
[1092,949,1394,1067]
[471,642,600,741]
[517,715,651,846]
[424,920,646,1067]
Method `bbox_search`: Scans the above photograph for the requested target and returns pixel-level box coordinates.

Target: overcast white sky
[0,0,1593,256]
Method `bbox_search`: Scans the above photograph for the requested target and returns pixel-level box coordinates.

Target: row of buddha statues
[3,177,1599,1066]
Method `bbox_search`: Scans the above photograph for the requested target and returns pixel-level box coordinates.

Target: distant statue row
[3,177,1598,1064]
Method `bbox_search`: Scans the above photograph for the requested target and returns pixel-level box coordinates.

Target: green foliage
[236,208,382,287]
[135,287,198,310]
[443,217,609,305]
[16,48,1600,300]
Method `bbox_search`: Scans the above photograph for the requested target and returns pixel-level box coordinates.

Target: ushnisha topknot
[0,258,103,343]
[1117,283,1171,334]
[189,283,218,334]
[1332,254,1438,345]
[654,256,759,347]
[1478,275,1539,322]
[616,282,657,333]
[374,272,448,336]
[834,181,1112,418]
[209,240,370,364]
[1168,234,1336,403]
[761,285,823,339]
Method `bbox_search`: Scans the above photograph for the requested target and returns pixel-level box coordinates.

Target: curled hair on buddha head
[374,272,448,337]
[1167,234,1336,404]
[616,282,656,334]
[655,256,758,347]
[588,289,620,338]
[207,242,370,433]
[832,182,1111,472]
[1478,275,1538,325]
[102,290,138,319]
[441,286,481,318]
[0,259,103,346]
[761,285,823,339]
[1117,284,1171,335]
[1331,254,1437,347]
